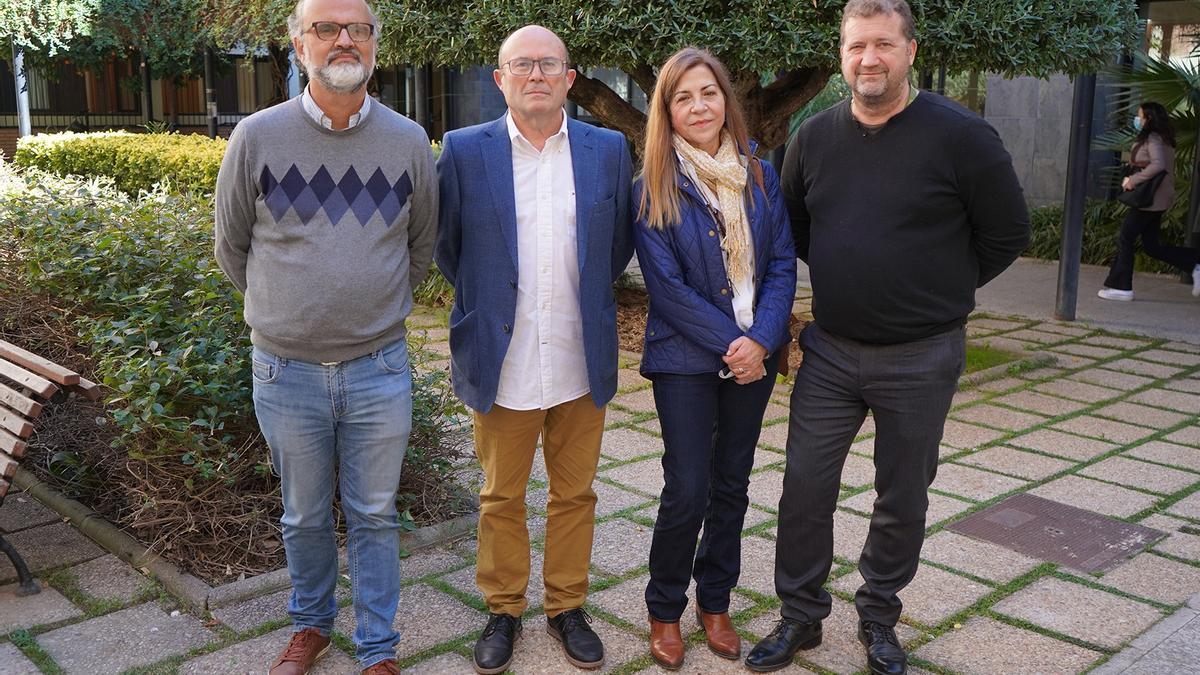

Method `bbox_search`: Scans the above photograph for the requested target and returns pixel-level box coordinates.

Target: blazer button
[708,230,716,237]
[720,288,729,296]
[649,330,656,337]
[502,324,511,333]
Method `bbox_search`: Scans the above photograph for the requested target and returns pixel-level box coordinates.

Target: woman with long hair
[633,47,796,670]
[1099,100,1200,301]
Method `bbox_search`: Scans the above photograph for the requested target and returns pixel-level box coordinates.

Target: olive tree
[376,0,1137,149]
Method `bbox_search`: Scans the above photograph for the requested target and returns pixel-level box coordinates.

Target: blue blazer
[435,116,635,413]
[633,156,797,376]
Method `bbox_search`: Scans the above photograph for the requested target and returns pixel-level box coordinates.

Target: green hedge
[1025,198,1190,275]
[13,130,444,197]
[13,131,227,195]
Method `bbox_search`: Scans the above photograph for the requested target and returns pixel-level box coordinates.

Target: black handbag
[1117,168,1166,209]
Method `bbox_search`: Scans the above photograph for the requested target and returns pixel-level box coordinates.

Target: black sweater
[781,92,1030,344]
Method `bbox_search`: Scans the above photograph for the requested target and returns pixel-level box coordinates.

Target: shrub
[1024,198,1189,275]
[13,131,226,195]
[15,131,441,198]
[0,163,468,577]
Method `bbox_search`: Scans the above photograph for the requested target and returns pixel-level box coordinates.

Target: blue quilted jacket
[633,155,797,376]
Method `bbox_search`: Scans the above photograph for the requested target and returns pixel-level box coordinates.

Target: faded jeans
[252,339,412,668]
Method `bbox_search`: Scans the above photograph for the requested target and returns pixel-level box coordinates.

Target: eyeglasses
[501,57,568,77]
[308,21,375,42]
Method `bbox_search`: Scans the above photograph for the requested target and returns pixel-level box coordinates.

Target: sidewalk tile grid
[1051,416,1156,446]
[1078,456,1199,495]
[914,616,1103,674]
[1125,440,1200,472]
[991,577,1162,649]
[6,310,1200,675]
[37,602,216,675]
[960,445,1076,480]
[0,643,40,674]
[1099,553,1200,605]
[1029,476,1158,518]
[919,530,1040,583]
[1090,401,1193,431]
[1032,378,1122,403]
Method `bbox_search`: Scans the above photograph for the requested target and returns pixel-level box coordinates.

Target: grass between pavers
[84,313,1200,673]
[40,567,161,618]
[7,629,63,674]
[1049,569,1177,612]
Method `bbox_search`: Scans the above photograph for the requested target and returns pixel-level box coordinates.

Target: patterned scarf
[673,131,752,286]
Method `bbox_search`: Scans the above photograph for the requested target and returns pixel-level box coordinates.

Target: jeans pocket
[376,340,410,374]
[251,349,281,384]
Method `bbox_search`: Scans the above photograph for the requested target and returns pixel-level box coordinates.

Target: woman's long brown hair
[639,47,764,230]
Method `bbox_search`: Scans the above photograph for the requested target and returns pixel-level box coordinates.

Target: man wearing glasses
[214,0,437,672]
[435,24,634,674]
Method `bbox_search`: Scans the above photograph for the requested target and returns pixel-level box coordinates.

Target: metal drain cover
[947,493,1165,573]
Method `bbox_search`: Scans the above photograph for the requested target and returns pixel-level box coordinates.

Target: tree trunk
[568,70,648,150]
[567,65,834,158]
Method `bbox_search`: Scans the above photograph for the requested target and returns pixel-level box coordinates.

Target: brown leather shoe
[269,627,330,674]
[361,658,400,674]
[696,608,741,659]
[649,616,685,670]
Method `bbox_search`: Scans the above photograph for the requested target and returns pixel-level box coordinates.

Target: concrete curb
[14,467,480,613]
[1090,591,1200,674]
[14,467,212,614]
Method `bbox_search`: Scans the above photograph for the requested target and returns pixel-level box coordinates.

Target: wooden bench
[0,339,99,595]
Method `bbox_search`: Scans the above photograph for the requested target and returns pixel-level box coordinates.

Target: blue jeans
[252,339,412,668]
[645,365,777,621]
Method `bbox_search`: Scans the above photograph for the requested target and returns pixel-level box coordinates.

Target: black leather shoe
[547,608,605,669]
[473,613,522,674]
[858,620,907,675]
[744,618,822,672]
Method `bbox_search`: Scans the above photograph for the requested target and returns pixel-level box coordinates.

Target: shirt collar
[505,109,570,148]
[301,86,372,130]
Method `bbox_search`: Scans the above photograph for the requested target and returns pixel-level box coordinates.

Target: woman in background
[1099,101,1200,301]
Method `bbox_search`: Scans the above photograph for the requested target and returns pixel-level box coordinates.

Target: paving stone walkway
[2,285,1200,674]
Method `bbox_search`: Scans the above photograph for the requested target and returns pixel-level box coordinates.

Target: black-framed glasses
[309,21,375,42]
[501,57,568,77]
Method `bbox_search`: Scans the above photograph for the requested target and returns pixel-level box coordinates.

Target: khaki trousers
[473,393,606,617]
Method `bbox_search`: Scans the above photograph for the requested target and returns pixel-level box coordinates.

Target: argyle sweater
[215,97,437,363]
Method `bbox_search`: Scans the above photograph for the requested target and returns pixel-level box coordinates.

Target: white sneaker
[1098,288,1134,301]
[1192,264,1200,297]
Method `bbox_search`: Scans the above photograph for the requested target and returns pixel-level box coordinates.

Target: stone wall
[984,74,1074,207]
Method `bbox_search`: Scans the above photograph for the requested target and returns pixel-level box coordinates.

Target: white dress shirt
[494,111,588,410]
[301,86,371,130]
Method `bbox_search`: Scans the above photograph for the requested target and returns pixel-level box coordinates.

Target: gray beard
[308,58,371,94]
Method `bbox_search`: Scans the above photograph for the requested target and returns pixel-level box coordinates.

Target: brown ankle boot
[649,616,685,670]
[696,608,741,659]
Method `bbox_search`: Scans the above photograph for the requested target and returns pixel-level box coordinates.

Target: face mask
[1133,116,1143,131]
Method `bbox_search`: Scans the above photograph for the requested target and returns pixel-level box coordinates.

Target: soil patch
[0,248,470,584]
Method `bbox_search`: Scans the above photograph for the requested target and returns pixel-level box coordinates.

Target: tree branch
[629,64,656,101]
[745,67,834,150]
[761,67,834,113]
[568,70,648,149]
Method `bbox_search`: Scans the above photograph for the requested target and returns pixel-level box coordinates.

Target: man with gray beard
[213,0,437,672]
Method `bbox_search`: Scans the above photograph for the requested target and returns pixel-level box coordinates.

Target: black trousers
[645,366,777,621]
[774,323,964,626]
[1104,208,1200,291]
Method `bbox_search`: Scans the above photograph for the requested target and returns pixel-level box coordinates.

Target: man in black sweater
[744,2,1029,674]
